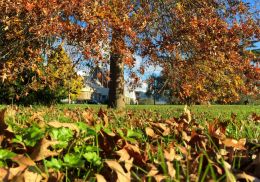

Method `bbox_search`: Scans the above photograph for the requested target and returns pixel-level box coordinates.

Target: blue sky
[245,0,260,49]
[75,0,259,91]
[244,0,259,7]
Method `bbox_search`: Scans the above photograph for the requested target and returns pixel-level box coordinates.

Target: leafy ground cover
[0,105,259,181]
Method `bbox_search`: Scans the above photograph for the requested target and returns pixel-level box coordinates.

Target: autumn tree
[0,45,83,105]
[1,0,258,107]
[148,0,260,104]
[0,0,153,109]
[45,46,83,104]
[65,0,152,109]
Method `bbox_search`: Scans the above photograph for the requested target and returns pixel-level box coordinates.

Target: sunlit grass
[0,104,259,181]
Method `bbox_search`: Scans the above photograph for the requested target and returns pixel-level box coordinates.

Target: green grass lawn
[56,104,260,139]
[56,104,259,120]
[0,104,259,181]
[2,104,259,123]
[2,104,258,139]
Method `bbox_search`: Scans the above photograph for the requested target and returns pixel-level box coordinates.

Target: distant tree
[0,46,83,105]
[45,46,83,103]
[146,74,168,105]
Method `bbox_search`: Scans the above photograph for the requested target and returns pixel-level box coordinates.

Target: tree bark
[108,29,125,109]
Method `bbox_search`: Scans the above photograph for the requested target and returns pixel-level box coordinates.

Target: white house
[77,77,137,104]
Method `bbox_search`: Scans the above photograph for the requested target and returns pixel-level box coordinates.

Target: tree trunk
[108,29,125,109]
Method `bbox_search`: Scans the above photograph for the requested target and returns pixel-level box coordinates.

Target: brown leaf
[164,148,176,162]
[124,144,146,167]
[29,113,45,128]
[0,109,10,145]
[105,160,131,182]
[98,108,109,127]
[221,138,246,150]
[30,138,60,161]
[82,110,95,126]
[103,113,109,127]
[13,154,35,167]
[96,174,107,182]
[0,155,36,181]
[154,174,166,182]
[175,144,189,156]
[151,123,171,136]
[116,149,133,176]
[47,121,79,133]
[251,113,260,123]
[0,109,8,133]
[182,131,191,142]
[183,105,191,123]
[167,161,176,178]
[0,168,8,180]
[22,169,43,182]
[147,164,159,177]
[116,149,131,161]
[145,127,157,138]
[125,143,141,155]
[47,171,64,182]
[25,2,35,11]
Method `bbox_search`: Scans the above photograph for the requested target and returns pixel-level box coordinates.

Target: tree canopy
[148,0,259,104]
[0,0,259,107]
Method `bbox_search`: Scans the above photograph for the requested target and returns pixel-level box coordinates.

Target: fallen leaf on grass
[175,144,189,156]
[124,143,146,167]
[0,155,36,181]
[164,148,176,162]
[82,110,95,126]
[30,138,60,161]
[29,112,45,128]
[125,143,141,154]
[0,108,14,145]
[98,108,109,127]
[0,109,7,132]
[116,149,134,178]
[154,174,167,182]
[183,105,192,123]
[150,123,171,136]
[250,113,260,123]
[116,149,131,162]
[167,161,176,178]
[105,160,131,182]
[47,171,64,182]
[145,127,157,138]
[48,121,79,134]
[221,138,246,150]
[165,119,179,127]
[96,174,107,182]
[182,131,191,142]
[147,164,159,176]
[103,114,109,127]
[21,169,43,182]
